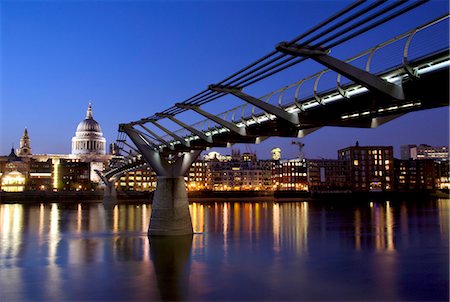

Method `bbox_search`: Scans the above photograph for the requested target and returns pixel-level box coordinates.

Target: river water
[0,199,448,301]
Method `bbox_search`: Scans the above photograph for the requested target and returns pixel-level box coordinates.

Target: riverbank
[1,189,447,203]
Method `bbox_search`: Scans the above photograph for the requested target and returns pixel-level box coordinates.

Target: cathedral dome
[72,103,106,155]
[76,117,102,133]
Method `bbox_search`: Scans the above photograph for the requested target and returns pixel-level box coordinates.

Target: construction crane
[291,141,305,160]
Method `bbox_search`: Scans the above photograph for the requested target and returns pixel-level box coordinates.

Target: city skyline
[1,1,449,159]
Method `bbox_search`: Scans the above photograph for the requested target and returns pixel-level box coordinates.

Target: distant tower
[72,102,106,155]
[271,148,281,160]
[18,128,32,156]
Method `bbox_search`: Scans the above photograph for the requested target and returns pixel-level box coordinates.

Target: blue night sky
[1,0,448,160]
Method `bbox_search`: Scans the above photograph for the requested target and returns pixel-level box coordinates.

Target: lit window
[354,160,359,166]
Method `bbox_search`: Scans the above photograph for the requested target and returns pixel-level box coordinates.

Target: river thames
[0,199,448,301]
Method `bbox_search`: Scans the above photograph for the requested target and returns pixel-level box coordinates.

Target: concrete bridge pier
[150,176,193,236]
[102,180,118,204]
[122,124,201,236]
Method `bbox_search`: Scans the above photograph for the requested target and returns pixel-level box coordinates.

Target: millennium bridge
[98,1,449,236]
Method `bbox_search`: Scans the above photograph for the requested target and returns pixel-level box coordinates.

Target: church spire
[86,102,93,119]
[19,127,31,156]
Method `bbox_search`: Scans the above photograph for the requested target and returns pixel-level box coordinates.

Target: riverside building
[307,159,351,192]
[401,144,448,161]
[338,143,395,192]
[394,158,436,191]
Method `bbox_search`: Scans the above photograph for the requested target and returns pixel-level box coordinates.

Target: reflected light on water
[234,203,240,236]
[49,203,59,263]
[39,203,45,237]
[273,203,280,254]
[1,205,23,262]
[280,202,308,255]
[190,203,205,253]
[77,203,82,233]
[113,205,119,232]
[385,202,394,251]
[371,203,396,252]
[437,199,449,238]
[354,208,362,251]
[223,203,229,255]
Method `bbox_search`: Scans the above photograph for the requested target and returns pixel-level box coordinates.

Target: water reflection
[0,199,448,301]
[438,198,449,238]
[370,202,395,252]
[149,235,192,301]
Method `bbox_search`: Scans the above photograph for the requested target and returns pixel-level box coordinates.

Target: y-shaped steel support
[122,124,202,236]
[96,170,118,204]
[277,43,405,100]
[209,85,300,125]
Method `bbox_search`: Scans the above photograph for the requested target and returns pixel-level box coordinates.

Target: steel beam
[210,85,300,125]
[150,120,190,147]
[175,103,247,136]
[276,43,405,100]
[126,129,159,149]
[117,139,141,154]
[138,124,173,149]
[157,114,214,144]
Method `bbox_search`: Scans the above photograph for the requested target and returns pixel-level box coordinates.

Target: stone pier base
[103,182,117,204]
[149,177,193,236]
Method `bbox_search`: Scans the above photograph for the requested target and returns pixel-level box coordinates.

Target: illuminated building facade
[338,145,394,192]
[401,144,448,161]
[435,160,450,189]
[0,149,29,192]
[186,160,209,191]
[27,158,52,190]
[395,159,436,191]
[59,159,92,191]
[272,159,308,191]
[209,152,272,191]
[307,159,351,191]
[118,167,157,191]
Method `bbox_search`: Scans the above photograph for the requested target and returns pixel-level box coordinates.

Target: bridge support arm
[276,43,405,100]
[210,85,300,125]
[159,114,213,144]
[121,124,170,175]
[175,103,247,136]
[150,120,190,147]
[138,124,173,149]
[118,139,141,154]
